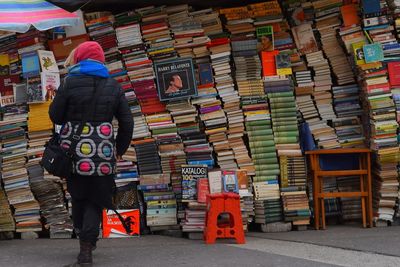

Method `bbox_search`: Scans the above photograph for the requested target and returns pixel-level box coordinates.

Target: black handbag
[41,78,104,178]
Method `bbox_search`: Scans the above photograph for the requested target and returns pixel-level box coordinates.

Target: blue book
[362,0,380,15]
[21,52,40,78]
[116,172,138,178]
[363,43,384,63]
[138,184,169,191]
[198,63,213,85]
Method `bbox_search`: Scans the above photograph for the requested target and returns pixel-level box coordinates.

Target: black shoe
[77,240,93,265]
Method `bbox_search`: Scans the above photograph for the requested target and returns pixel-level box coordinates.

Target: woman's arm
[49,78,68,125]
[115,87,134,156]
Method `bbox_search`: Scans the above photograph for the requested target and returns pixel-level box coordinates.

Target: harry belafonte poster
[154,58,197,101]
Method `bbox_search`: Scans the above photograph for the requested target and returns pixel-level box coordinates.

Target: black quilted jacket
[49,75,133,157]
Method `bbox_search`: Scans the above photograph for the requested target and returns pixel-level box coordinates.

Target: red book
[197,178,210,203]
[388,62,400,86]
[261,50,279,77]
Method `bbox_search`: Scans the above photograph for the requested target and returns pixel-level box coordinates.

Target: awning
[0,0,80,33]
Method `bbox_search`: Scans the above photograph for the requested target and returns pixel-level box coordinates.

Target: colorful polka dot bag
[59,121,116,176]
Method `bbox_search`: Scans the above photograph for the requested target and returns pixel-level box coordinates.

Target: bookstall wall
[1,0,400,238]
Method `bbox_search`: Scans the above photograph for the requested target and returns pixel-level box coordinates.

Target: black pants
[72,198,102,244]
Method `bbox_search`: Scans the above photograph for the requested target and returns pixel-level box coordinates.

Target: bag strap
[67,77,106,157]
[109,208,133,234]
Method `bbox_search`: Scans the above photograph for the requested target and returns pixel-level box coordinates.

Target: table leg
[366,153,373,227]
[312,154,320,230]
[359,156,367,228]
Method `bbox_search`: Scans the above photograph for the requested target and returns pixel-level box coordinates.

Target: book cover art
[236,170,248,190]
[40,72,60,101]
[154,57,198,101]
[181,165,208,201]
[21,52,40,78]
[197,178,210,203]
[0,75,19,107]
[27,76,45,103]
[13,83,28,105]
[256,26,274,52]
[38,50,59,73]
[261,50,279,77]
[388,62,400,86]
[352,41,366,65]
[291,23,318,55]
[0,54,10,76]
[198,63,214,85]
[363,43,384,63]
[208,170,222,194]
[222,170,238,193]
[102,209,140,238]
[275,53,292,76]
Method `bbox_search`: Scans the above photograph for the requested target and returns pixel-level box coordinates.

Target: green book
[273,125,299,131]
[269,101,296,109]
[246,120,271,127]
[253,158,278,165]
[248,135,275,142]
[274,136,298,143]
[251,152,278,160]
[273,131,299,138]
[267,92,293,98]
[247,129,274,137]
[250,146,278,154]
[249,140,276,147]
[255,163,280,171]
[256,169,280,176]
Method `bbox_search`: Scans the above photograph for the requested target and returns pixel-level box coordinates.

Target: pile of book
[84,12,118,61]
[332,117,365,148]
[139,173,177,230]
[0,32,19,76]
[264,77,301,157]
[279,156,307,188]
[305,51,336,122]
[30,176,73,238]
[133,139,162,175]
[114,160,139,188]
[337,176,362,221]
[191,9,223,36]
[139,6,177,61]
[281,188,310,226]
[253,180,283,224]
[237,170,254,230]
[0,106,42,233]
[181,165,208,237]
[0,188,15,232]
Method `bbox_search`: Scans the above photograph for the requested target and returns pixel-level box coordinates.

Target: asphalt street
[1,226,400,267]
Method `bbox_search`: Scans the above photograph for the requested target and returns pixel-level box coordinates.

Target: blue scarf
[68,59,109,78]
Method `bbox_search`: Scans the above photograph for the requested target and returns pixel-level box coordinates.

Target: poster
[102,209,140,238]
[40,72,60,101]
[27,76,45,103]
[181,165,208,202]
[154,58,197,101]
[0,75,19,107]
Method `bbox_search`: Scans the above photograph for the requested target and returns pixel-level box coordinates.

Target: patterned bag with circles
[59,121,116,176]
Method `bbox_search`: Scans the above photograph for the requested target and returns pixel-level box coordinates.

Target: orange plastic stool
[203,193,245,244]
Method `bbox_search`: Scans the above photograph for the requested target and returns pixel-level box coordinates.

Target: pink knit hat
[73,41,105,63]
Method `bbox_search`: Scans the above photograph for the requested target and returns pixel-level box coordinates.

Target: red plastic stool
[203,193,245,244]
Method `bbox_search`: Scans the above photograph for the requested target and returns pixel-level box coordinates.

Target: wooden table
[306,148,373,230]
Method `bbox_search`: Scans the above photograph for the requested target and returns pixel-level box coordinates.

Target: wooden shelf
[315,170,368,176]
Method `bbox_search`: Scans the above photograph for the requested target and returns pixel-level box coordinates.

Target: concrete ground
[1,226,400,267]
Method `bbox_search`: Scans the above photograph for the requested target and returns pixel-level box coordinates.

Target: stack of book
[305,51,336,122]
[281,188,310,226]
[316,12,355,85]
[181,165,208,237]
[114,160,139,188]
[0,188,15,232]
[30,176,73,238]
[332,117,365,148]
[0,32,19,75]
[279,156,308,188]
[133,139,162,175]
[337,176,362,221]
[85,12,118,60]
[237,170,255,230]
[139,173,177,230]
[139,6,177,61]
[191,9,223,36]
[264,77,301,157]
[253,180,283,224]
[0,106,41,233]
[169,7,209,65]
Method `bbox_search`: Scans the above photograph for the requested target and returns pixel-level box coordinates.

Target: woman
[49,41,133,266]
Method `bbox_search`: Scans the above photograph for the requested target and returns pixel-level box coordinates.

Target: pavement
[1,225,400,267]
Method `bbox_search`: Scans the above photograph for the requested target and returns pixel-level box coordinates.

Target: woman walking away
[49,41,133,266]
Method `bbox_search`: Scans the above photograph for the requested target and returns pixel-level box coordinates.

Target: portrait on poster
[154,58,197,101]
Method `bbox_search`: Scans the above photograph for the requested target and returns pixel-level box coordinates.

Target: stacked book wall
[353,0,400,225]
